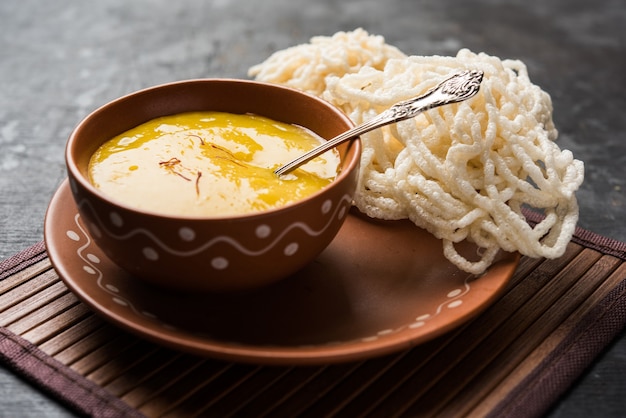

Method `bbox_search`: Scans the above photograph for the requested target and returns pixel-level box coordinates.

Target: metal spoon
[274,69,484,176]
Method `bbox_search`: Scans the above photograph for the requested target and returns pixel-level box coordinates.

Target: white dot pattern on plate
[66,212,168,325]
[358,278,472,343]
[66,230,80,241]
[447,300,463,308]
[64,193,482,348]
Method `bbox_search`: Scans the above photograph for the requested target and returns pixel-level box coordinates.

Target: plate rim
[44,179,519,365]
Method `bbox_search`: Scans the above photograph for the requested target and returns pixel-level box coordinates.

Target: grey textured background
[1,0,624,416]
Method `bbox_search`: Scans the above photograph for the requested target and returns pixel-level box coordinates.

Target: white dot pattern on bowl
[284,242,299,256]
[109,212,123,227]
[89,222,102,238]
[211,257,229,270]
[75,194,353,266]
[338,206,346,220]
[255,224,271,239]
[321,199,332,214]
[143,247,159,261]
[179,227,196,241]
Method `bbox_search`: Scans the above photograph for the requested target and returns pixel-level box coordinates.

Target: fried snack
[248,28,407,97]
[249,30,584,274]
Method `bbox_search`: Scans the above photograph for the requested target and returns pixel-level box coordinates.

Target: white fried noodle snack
[249,30,585,274]
[248,28,407,97]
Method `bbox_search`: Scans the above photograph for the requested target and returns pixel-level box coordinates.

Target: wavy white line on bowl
[76,194,353,258]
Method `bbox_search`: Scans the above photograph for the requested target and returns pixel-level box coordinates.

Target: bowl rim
[66,78,361,221]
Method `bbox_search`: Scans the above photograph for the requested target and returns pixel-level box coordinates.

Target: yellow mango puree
[88,111,340,216]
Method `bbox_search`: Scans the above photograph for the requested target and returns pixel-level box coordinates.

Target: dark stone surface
[1,0,624,416]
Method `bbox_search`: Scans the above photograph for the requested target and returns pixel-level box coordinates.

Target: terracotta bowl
[65,79,361,292]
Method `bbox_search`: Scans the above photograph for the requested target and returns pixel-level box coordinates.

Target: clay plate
[45,179,519,365]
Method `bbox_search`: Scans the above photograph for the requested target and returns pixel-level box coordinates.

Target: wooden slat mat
[1,221,625,417]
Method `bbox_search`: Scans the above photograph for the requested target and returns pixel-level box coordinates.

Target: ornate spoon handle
[274,69,484,176]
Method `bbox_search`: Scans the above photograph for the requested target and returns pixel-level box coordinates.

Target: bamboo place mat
[1,213,626,417]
